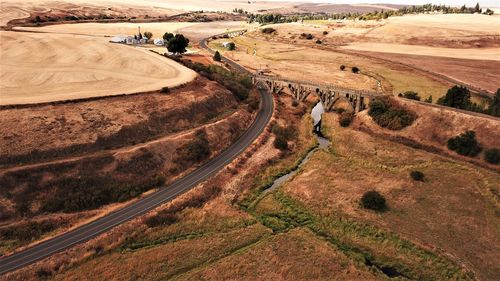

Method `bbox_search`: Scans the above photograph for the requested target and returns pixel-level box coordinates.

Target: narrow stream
[265,102,330,193]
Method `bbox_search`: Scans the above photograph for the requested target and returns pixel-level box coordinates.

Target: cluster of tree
[300,33,314,40]
[437,86,500,117]
[172,58,252,101]
[368,97,417,130]
[163,32,190,54]
[247,3,493,24]
[272,123,297,151]
[232,8,247,14]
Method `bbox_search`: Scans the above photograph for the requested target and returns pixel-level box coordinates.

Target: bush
[361,191,387,212]
[484,148,500,164]
[340,65,346,71]
[401,91,421,101]
[315,39,322,44]
[213,50,221,62]
[305,34,314,40]
[410,170,425,181]
[261,27,276,34]
[368,97,416,130]
[351,66,360,73]
[226,42,236,50]
[271,124,296,151]
[144,213,178,228]
[160,87,170,93]
[274,134,288,150]
[176,129,211,163]
[339,111,354,127]
[323,31,329,35]
[447,130,482,157]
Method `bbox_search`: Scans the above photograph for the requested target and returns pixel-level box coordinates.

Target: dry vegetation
[354,98,500,169]
[0,76,254,256]
[280,113,499,280]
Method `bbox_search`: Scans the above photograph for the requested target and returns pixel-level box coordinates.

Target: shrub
[424,95,433,103]
[410,170,425,181]
[401,91,421,101]
[213,50,221,62]
[144,213,178,227]
[484,148,500,164]
[160,87,170,93]
[226,42,236,50]
[176,129,211,163]
[274,134,288,150]
[143,31,153,40]
[339,111,354,127]
[323,31,329,35]
[305,34,314,40]
[361,191,387,212]
[447,130,482,157]
[368,97,416,130]
[261,27,276,34]
[315,39,322,44]
[340,65,346,71]
[351,66,360,73]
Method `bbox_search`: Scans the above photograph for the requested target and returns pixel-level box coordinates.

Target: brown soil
[0,77,234,162]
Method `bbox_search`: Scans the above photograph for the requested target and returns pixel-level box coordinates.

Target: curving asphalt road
[0,36,273,276]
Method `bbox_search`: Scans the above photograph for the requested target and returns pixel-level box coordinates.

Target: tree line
[247,3,493,24]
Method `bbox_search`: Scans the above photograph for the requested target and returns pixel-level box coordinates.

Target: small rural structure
[154,38,165,46]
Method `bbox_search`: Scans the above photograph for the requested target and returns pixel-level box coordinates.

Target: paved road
[199,33,250,74]
[0,37,273,276]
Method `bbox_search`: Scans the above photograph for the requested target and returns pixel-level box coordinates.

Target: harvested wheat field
[0,31,196,105]
[15,22,199,38]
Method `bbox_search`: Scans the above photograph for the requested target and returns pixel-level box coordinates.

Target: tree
[167,34,190,55]
[226,42,236,50]
[351,66,360,73]
[487,89,500,117]
[213,51,222,62]
[437,85,471,109]
[340,65,346,71]
[401,91,421,101]
[143,32,153,40]
[447,130,482,157]
[361,191,387,212]
[424,95,433,103]
[474,2,480,13]
[163,32,174,41]
[484,148,500,164]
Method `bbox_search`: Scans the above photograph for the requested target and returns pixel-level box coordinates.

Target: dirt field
[213,34,451,100]
[0,31,196,105]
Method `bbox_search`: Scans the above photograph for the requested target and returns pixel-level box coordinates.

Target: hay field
[16,21,251,43]
[0,31,196,105]
[16,22,199,38]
